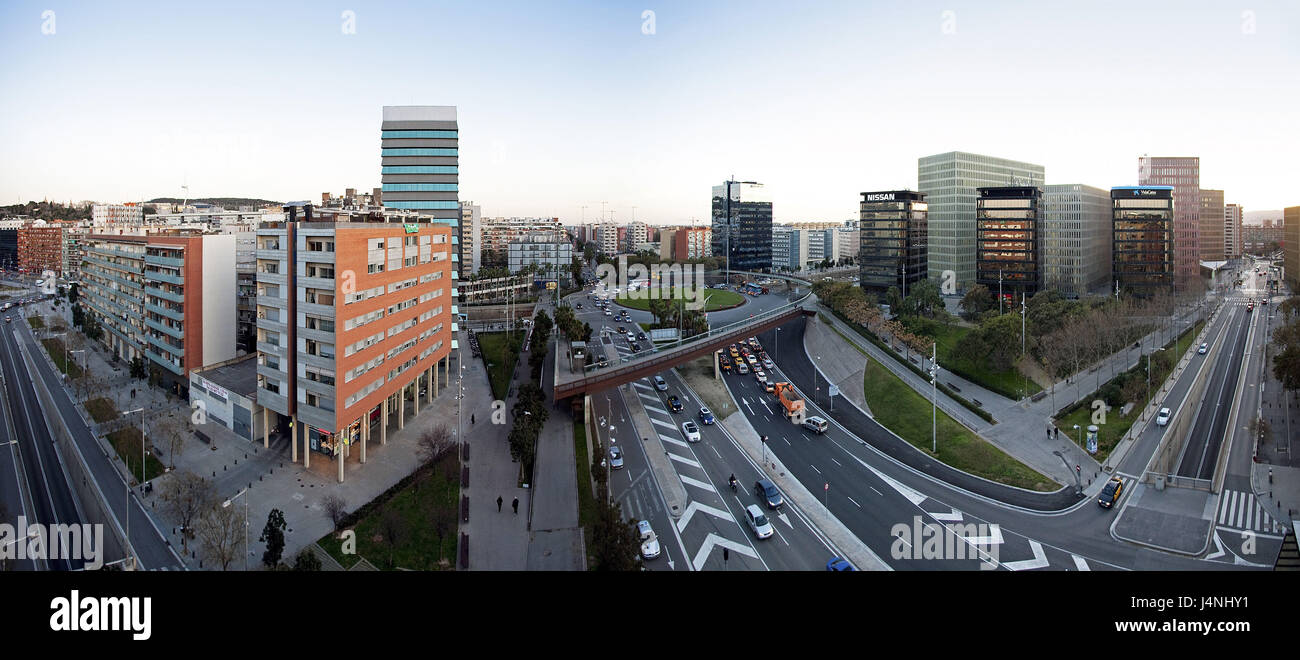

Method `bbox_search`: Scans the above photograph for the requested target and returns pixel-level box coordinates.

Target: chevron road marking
[658,433,689,449]
[667,452,701,469]
[692,533,760,571]
[676,501,736,532]
[1072,555,1090,571]
[866,464,927,506]
[679,475,716,493]
[1001,540,1049,571]
[931,508,964,522]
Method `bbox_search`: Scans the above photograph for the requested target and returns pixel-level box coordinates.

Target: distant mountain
[149,197,281,209]
[0,200,92,221]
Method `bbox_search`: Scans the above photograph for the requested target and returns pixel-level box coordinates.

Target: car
[617,325,626,333]
[762,358,774,370]
[3,317,9,323]
[1097,477,1124,509]
[763,382,775,393]
[721,360,733,372]
[754,478,784,509]
[608,445,625,470]
[636,332,647,341]
[803,416,829,434]
[653,375,668,391]
[1156,407,1172,426]
[629,343,641,353]
[667,396,683,412]
[744,504,774,540]
[604,309,613,316]
[746,354,758,365]
[637,520,661,559]
[737,362,749,374]
[826,557,855,571]
[681,421,701,442]
[575,303,582,310]
[1198,343,1208,354]
[754,370,767,382]
[698,407,715,425]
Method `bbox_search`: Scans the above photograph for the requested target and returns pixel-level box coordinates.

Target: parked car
[744,504,774,540]
[698,407,715,425]
[637,520,661,559]
[667,396,683,412]
[653,376,668,391]
[681,421,701,442]
[1156,407,1172,426]
[754,478,784,509]
[608,445,624,470]
[1097,477,1124,509]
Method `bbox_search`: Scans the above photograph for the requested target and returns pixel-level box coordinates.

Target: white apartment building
[92,203,145,225]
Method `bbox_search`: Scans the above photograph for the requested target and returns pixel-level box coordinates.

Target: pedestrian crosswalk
[1217,489,1286,534]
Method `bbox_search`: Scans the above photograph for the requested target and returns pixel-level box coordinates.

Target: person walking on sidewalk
[512,497,519,514]
[497,495,503,512]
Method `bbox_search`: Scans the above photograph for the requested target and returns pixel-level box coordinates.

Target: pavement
[1252,285,1299,527]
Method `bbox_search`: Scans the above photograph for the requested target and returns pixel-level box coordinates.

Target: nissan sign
[864,193,896,202]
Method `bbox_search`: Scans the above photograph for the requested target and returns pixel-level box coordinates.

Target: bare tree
[416,425,453,465]
[150,413,191,469]
[197,499,245,571]
[158,470,214,552]
[322,494,348,532]
[379,508,404,569]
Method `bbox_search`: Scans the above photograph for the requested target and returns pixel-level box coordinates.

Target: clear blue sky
[2,0,1297,222]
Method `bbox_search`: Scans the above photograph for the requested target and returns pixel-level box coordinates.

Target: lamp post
[929,343,939,454]
[222,487,249,572]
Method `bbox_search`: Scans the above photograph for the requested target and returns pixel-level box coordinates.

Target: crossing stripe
[667,452,701,469]
[679,475,716,493]
[658,433,689,449]
[1072,554,1090,571]
[650,417,676,431]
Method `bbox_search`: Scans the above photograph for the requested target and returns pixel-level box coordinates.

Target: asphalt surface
[1175,305,1248,479]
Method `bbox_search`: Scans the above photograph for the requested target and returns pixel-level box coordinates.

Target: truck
[772,382,806,425]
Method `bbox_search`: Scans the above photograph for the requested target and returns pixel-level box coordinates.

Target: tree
[259,508,287,568]
[959,284,994,322]
[150,413,190,469]
[158,470,213,552]
[416,425,454,465]
[591,501,643,571]
[379,508,405,569]
[128,356,147,379]
[292,548,322,571]
[197,499,245,571]
[322,494,348,531]
[885,286,902,315]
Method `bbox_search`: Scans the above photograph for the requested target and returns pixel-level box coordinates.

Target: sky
[2,0,1298,224]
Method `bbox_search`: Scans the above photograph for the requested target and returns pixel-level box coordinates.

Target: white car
[744,504,774,540]
[604,309,613,316]
[681,421,701,443]
[1198,343,1208,355]
[637,520,661,559]
[762,358,774,370]
[1156,407,1172,426]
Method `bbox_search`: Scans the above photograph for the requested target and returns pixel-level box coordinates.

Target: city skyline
[2,1,1298,222]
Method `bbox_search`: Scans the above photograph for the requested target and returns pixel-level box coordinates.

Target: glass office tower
[1111,186,1175,296]
[712,180,772,273]
[859,190,927,299]
[380,106,459,224]
[1137,156,1199,290]
[976,187,1043,301]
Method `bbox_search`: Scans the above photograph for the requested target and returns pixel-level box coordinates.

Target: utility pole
[999,270,1004,315]
[930,343,939,454]
[1020,297,1027,356]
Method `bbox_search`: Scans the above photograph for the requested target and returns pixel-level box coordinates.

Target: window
[305,288,335,306]
[305,315,335,333]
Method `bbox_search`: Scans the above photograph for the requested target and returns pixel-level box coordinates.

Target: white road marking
[676,501,738,532]
[679,475,716,493]
[691,533,759,571]
[650,417,676,431]
[830,457,841,467]
[846,496,861,508]
[666,452,701,469]
[1002,540,1049,571]
[658,433,689,449]
[866,464,927,506]
[810,464,821,475]
[869,487,883,497]
[931,508,964,522]
[1072,554,1090,571]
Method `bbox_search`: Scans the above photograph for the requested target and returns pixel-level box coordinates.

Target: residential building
[18,225,65,276]
[1138,156,1200,290]
[976,187,1043,301]
[1224,203,1243,259]
[1285,207,1299,291]
[624,221,648,252]
[674,226,711,261]
[457,273,531,305]
[1244,223,1284,253]
[189,355,265,444]
[80,230,237,394]
[712,180,773,272]
[479,216,564,267]
[1199,189,1225,261]
[597,222,619,256]
[1043,184,1111,298]
[254,205,456,481]
[859,191,928,299]
[1111,186,1175,296]
[235,230,258,354]
[62,227,86,280]
[459,201,482,277]
[837,224,860,262]
[658,228,676,260]
[92,203,144,225]
[918,152,1044,290]
[380,105,459,223]
[508,232,572,283]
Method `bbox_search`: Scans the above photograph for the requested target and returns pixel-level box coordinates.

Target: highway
[1175,304,1248,479]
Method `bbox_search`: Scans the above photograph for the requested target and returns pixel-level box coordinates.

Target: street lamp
[929,343,939,454]
[222,487,250,571]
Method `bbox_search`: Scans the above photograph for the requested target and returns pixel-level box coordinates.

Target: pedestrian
[497,495,503,512]
[512,497,519,514]
[1054,427,1059,440]
[1046,428,1051,440]
[471,413,475,425]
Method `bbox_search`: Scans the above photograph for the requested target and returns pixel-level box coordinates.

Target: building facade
[18,225,64,276]
[459,201,482,277]
[1224,203,1243,259]
[859,190,928,299]
[1285,207,1299,292]
[254,206,456,481]
[771,225,806,272]
[1199,189,1225,261]
[712,180,772,272]
[976,187,1043,301]
[597,222,619,256]
[92,203,145,225]
[1043,184,1111,298]
[80,231,237,394]
[1111,186,1175,296]
[918,152,1044,291]
[1138,156,1200,290]
[62,227,86,281]
[380,105,460,223]
[508,233,572,283]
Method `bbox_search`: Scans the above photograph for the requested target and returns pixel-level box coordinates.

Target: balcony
[144,254,185,268]
[87,245,143,260]
[256,248,286,260]
[256,388,289,415]
[147,333,185,357]
[145,270,184,285]
[256,271,286,286]
[144,302,184,322]
[299,250,335,263]
[145,349,184,375]
[296,404,335,435]
[144,318,184,339]
[256,340,287,357]
[145,286,184,304]
[297,275,335,291]
[257,315,287,334]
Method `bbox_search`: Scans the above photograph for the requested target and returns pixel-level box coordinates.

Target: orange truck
[772,382,805,423]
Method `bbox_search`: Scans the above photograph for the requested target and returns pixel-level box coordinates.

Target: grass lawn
[84,397,120,423]
[925,322,1042,398]
[107,427,166,483]
[616,287,744,312]
[317,452,460,570]
[27,316,43,329]
[1054,319,1205,462]
[41,338,84,379]
[477,331,523,400]
[850,341,1057,491]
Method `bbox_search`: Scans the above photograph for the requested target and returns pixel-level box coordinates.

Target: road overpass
[552,293,816,400]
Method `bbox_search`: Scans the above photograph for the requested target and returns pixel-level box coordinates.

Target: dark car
[754,478,783,509]
[667,396,683,412]
[636,332,647,341]
[617,326,626,334]
[1097,477,1123,508]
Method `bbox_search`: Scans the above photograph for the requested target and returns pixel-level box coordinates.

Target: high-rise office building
[976,187,1043,301]
[918,152,1044,290]
[1285,207,1299,292]
[1199,189,1225,261]
[1111,186,1175,296]
[380,106,459,223]
[771,225,807,272]
[859,191,927,299]
[1224,203,1243,259]
[1043,184,1111,298]
[712,180,772,272]
[1138,156,1200,289]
